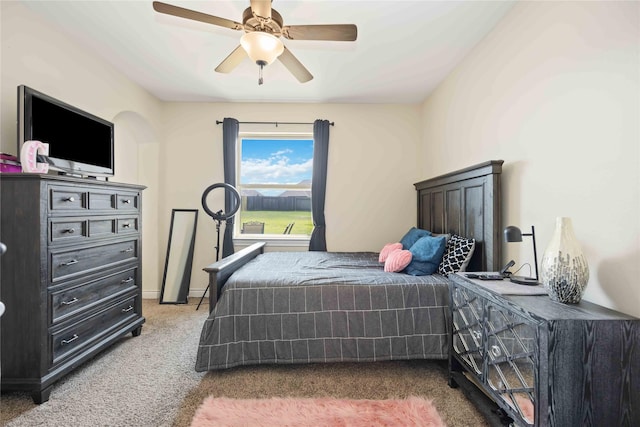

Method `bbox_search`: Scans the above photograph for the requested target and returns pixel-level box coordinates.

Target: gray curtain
[222,118,239,258]
[309,119,330,251]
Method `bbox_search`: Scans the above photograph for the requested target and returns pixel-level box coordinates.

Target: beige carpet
[173,359,489,427]
[1,300,209,426]
[2,299,490,427]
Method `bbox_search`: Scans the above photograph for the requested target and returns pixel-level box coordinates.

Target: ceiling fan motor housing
[242,7,283,36]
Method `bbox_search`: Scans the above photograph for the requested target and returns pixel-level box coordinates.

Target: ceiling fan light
[240,31,284,65]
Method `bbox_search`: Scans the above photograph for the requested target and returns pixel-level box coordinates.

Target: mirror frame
[160,209,199,304]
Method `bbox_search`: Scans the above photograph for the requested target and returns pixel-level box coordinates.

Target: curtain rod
[216,120,334,126]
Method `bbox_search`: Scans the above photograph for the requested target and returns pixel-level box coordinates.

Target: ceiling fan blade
[278,46,313,83]
[215,45,248,73]
[250,0,272,20]
[152,1,243,31]
[283,24,357,41]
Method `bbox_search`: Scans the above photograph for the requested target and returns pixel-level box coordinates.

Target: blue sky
[241,138,313,185]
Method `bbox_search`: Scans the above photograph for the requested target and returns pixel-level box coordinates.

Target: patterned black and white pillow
[438,234,476,276]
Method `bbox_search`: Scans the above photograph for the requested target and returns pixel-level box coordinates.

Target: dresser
[448,273,639,427]
[0,174,145,403]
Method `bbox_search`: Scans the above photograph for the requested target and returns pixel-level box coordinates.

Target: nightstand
[448,273,639,427]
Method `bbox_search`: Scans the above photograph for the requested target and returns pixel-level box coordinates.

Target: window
[237,135,313,238]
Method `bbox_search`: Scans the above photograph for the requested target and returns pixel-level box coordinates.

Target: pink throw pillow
[384,249,412,272]
[379,243,403,263]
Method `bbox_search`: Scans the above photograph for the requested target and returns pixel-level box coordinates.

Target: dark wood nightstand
[448,273,639,427]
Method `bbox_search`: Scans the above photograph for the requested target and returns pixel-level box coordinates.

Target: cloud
[242,154,312,184]
[272,149,293,156]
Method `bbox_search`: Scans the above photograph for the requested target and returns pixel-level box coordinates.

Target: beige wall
[3,2,639,316]
[420,1,640,317]
[1,2,423,299]
[1,2,164,296]
[159,102,422,296]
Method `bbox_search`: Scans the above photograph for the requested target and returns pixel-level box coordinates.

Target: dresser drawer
[87,190,140,212]
[50,219,88,243]
[116,192,140,211]
[50,267,138,324]
[50,216,139,245]
[50,239,138,283]
[117,217,138,234]
[88,189,117,210]
[51,296,139,365]
[50,187,87,211]
[49,184,140,214]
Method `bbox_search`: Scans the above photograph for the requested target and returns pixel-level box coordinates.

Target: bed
[195,160,503,371]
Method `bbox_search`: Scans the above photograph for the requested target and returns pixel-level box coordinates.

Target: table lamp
[504,225,540,286]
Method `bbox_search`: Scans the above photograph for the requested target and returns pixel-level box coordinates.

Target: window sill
[233,235,310,248]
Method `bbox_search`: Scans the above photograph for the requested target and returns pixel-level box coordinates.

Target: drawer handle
[122,223,131,228]
[61,259,79,266]
[64,196,76,203]
[63,228,76,234]
[122,199,132,204]
[61,334,79,345]
[121,248,134,253]
[61,297,79,306]
[122,305,134,313]
[121,277,134,284]
[491,345,502,357]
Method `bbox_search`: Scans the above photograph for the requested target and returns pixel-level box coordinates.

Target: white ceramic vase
[540,217,589,303]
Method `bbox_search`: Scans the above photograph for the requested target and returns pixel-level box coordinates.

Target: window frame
[234,131,313,245]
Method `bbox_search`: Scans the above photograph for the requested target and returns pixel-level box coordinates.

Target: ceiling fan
[152,0,358,84]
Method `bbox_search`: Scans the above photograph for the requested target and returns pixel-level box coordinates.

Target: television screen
[17,85,114,177]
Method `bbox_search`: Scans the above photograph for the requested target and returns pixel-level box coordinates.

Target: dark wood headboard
[414,160,503,272]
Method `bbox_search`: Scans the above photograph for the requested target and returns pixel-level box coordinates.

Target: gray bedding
[195,251,451,371]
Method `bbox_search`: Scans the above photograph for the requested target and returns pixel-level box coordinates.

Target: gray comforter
[195,251,451,371]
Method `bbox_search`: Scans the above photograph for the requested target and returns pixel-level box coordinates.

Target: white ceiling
[22,1,515,104]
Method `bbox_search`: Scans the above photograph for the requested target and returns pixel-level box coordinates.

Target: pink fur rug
[190,396,446,427]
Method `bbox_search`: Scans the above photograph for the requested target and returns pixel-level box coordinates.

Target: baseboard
[142,290,159,300]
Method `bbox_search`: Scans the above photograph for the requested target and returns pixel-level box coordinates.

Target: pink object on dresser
[0,153,21,173]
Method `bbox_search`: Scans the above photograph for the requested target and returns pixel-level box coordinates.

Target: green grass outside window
[239,211,313,235]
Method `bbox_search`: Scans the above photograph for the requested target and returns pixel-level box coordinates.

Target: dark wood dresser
[0,174,145,403]
[448,273,639,426]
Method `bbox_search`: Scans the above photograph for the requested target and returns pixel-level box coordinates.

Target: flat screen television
[17,85,114,177]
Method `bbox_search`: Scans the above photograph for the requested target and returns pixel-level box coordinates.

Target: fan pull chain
[258,62,264,85]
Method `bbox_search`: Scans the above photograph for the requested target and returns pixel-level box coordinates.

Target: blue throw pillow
[399,227,432,250]
[403,235,447,276]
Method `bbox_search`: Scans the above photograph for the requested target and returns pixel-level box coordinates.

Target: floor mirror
[160,209,198,304]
